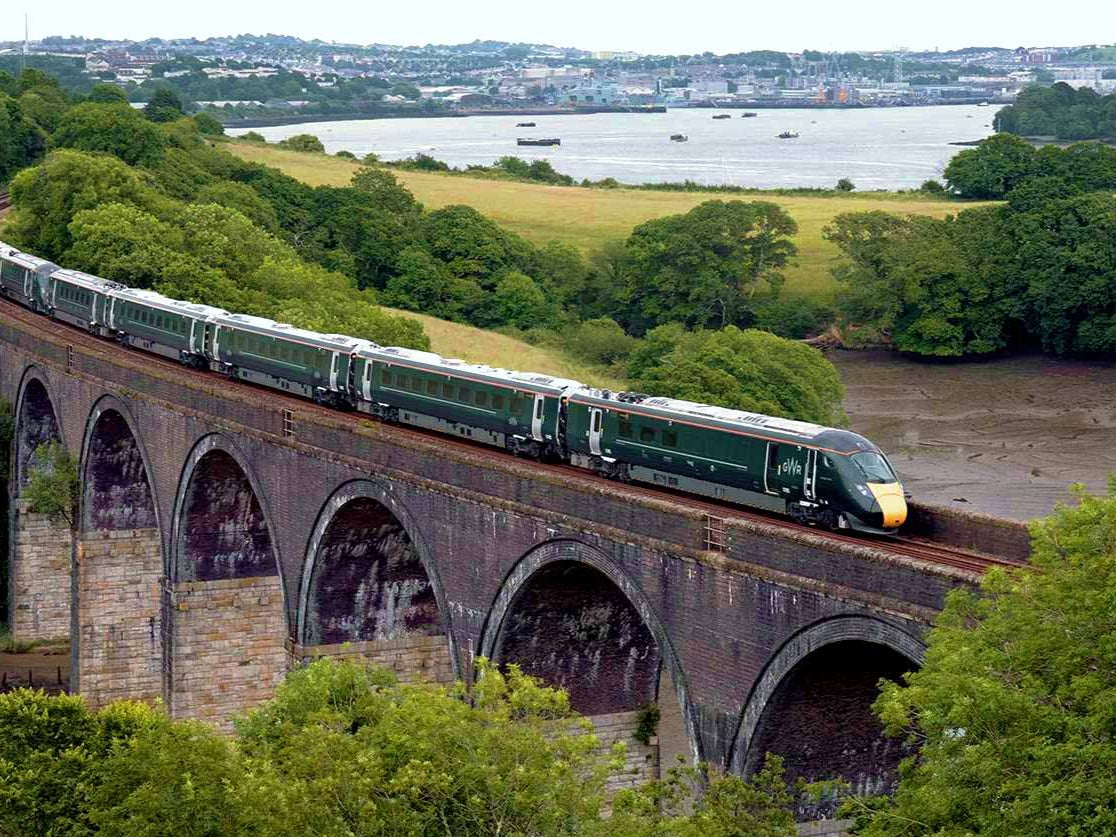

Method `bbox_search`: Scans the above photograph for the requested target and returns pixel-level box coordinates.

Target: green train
[0,237,908,534]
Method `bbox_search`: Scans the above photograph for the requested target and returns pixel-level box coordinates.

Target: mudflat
[832,350,1116,520]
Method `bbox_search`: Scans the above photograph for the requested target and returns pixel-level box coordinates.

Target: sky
[2,0,1113,55]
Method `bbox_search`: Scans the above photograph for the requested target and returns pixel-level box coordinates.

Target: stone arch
[79,396,159,533]
[6,367,71,642]
[14,367,65,487]
[171,433,281,587]
[295,479,458,683]
[73,395,163,707]
[729,615,926,817]
[166,433,288,726]
[480,539,701,766]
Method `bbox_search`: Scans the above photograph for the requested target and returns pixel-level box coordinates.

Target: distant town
[2,33,1116,123]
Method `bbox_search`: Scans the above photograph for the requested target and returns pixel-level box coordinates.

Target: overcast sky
[3,0,1113,54]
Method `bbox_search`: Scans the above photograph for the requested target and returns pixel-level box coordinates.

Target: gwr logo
[778,459,803,477]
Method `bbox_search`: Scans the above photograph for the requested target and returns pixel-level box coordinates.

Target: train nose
[868,482,907,529]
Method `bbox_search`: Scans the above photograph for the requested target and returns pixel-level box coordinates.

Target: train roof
[5,251,58,275]
[0,241,18,259]
[113,287,229,319]
[570,389,880,454]
[51,269,124,293]
[214,313,374,352]
[357,345,584,393]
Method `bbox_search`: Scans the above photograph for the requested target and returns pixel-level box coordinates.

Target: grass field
[383,307,627,390]
[228,141,981,301]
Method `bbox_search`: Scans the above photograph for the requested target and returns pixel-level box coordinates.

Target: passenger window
[663,430,677,448]
[640,426,656,443]
[492,394,504,411]
[475,391,488,408]
[396,374,406,389]
[410,377,422,392]
[443,382,454,399]
[458,386,470,402]
[427,380,438,395]
[591,411,602,433]
[617,419,632,438]
[534,399,544,419]
[768,445,780,467]
[511,396,523,413]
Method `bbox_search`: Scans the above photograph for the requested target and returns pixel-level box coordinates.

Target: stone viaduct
[0,306,1031,814]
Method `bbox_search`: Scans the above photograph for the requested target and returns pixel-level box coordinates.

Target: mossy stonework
[0,307,1023,805]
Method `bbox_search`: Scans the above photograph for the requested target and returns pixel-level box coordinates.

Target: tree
[25,441,78,527]
[350,166,422,215]
[623,200,798,334]
[381,246,485,321]
[422,203,536,287]
[855,479,1116,837]
[487,271,556,329]
[87,83,128,105]
[6,149,160,260]
[192,112,225,136]
[52,102,166,166]
[628,326,847,426]
[943,133,1038,198]
[835,177,855,192]
[240,130,266,143]
[234,658,609,836]
[196,180,280,232]
[0,93,47,184]
[144,86,185,123]
[278,133,325,153]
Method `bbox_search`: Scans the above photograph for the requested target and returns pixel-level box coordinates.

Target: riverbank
[833,349,1116,520]
[219,104,667,129]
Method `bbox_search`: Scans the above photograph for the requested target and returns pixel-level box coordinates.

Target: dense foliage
[620,200,798,335]
[944,133,1116,199]
[0,658,796,836]
[994,82,1116,140]
[628,325,846,425]
[826,187,1116,356]
[850,480,1116,836]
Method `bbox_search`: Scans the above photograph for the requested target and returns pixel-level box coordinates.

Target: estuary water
[231,105,996,190]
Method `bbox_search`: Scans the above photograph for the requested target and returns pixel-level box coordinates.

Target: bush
[564,318,639,365]
[335,149,356,159]
[919,178,945,193]
[278,133,325,153]
[192,113,225,136]
[753,298,836,339]
[835,177,855,192]
[240,131,266,143]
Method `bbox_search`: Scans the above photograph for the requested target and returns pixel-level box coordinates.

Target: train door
[329,352,339,391]
[531,394,546,441]
[803,449,818,500]
[588,407,603,455]
[765,442,807,496]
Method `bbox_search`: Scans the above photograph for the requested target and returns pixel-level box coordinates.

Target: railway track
[0,297,1025,577]
[0,192,11,214]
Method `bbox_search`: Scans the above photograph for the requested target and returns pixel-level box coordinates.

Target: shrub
[835,177,855,192]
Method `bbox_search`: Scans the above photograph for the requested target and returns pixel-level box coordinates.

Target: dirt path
[832,350,1116,520]
[0,645,70,694]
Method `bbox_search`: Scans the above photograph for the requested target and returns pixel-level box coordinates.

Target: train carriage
[211,314,368,405]
[47,269,121,334]
[109,288,229,367]
[0,248,59,310]
[353,346,579,457]
[566,391,907,533]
